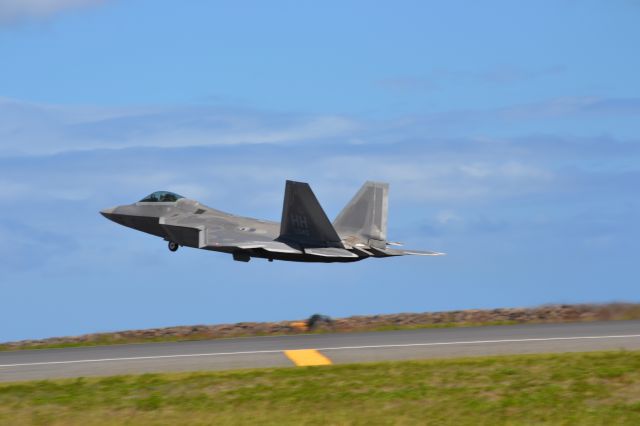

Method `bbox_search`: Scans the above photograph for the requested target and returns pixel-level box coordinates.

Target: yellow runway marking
[284,349,332,366]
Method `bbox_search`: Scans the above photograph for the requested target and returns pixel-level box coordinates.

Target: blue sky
[1,1,639,342]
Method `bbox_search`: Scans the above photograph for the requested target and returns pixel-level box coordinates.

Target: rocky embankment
[3,303,640,351]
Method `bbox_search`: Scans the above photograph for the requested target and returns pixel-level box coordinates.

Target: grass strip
[2,351,640,425]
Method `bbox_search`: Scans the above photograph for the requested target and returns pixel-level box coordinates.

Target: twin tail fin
[278,180,342,247]
[333,181,388,243]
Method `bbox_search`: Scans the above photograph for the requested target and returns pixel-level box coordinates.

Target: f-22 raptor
[100,180,443,263]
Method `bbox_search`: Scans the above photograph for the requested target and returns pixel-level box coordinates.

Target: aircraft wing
[304,247,359,258]
[231,241,302,254]
[201,225,303,253]
[196,223,358,258]
[158,214,291,252]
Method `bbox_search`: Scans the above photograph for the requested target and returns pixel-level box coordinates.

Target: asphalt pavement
[2,320,640,382]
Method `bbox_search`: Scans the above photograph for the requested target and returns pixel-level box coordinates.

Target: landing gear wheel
[168,241,179,252]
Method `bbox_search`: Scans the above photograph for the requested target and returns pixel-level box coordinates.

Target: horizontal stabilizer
[304,247,359,258]
[396,249,445,256]
[369,247,445,257]
[279,180,343,247]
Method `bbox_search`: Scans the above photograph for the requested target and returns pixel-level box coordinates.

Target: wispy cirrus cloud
[382,96,640,140]
[0,95,638,215]
[2,96,639,157]
[0,0,105,25]
[0,98,360,156]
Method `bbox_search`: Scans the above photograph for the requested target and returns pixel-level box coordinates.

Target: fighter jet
[100,180,443,263]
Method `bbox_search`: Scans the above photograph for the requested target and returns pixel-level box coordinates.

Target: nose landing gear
[168,241,179,252]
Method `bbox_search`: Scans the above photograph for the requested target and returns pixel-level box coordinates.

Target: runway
[2,320,640,382]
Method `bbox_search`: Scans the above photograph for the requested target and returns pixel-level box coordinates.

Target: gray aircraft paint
[333,181,388,245]
[100,180,443,263]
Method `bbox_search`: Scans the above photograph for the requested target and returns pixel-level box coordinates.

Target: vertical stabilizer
[333,181,388,243]
[279,180,343,247]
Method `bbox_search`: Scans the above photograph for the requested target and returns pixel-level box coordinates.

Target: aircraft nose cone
[100,207,117,218]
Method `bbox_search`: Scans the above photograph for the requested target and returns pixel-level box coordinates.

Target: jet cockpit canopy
[139,191,184,203]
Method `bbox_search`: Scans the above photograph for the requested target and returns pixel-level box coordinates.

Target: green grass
[2,351,640,425]
[0,333,216,352]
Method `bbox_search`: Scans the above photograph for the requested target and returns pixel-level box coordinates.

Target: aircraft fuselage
[100,183,443,263]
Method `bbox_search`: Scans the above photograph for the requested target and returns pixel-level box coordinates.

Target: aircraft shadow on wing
[100,180,444,263]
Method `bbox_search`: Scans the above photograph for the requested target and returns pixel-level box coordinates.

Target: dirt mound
[3,303,639,351]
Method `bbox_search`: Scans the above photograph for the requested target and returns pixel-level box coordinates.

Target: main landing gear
[168,241,179,252]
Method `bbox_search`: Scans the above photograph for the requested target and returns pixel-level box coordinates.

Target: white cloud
[319,155,555,203]
[3,95,639,157]
[0,0,104,24]
[0,96,635,211]
[0,98,360,156]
